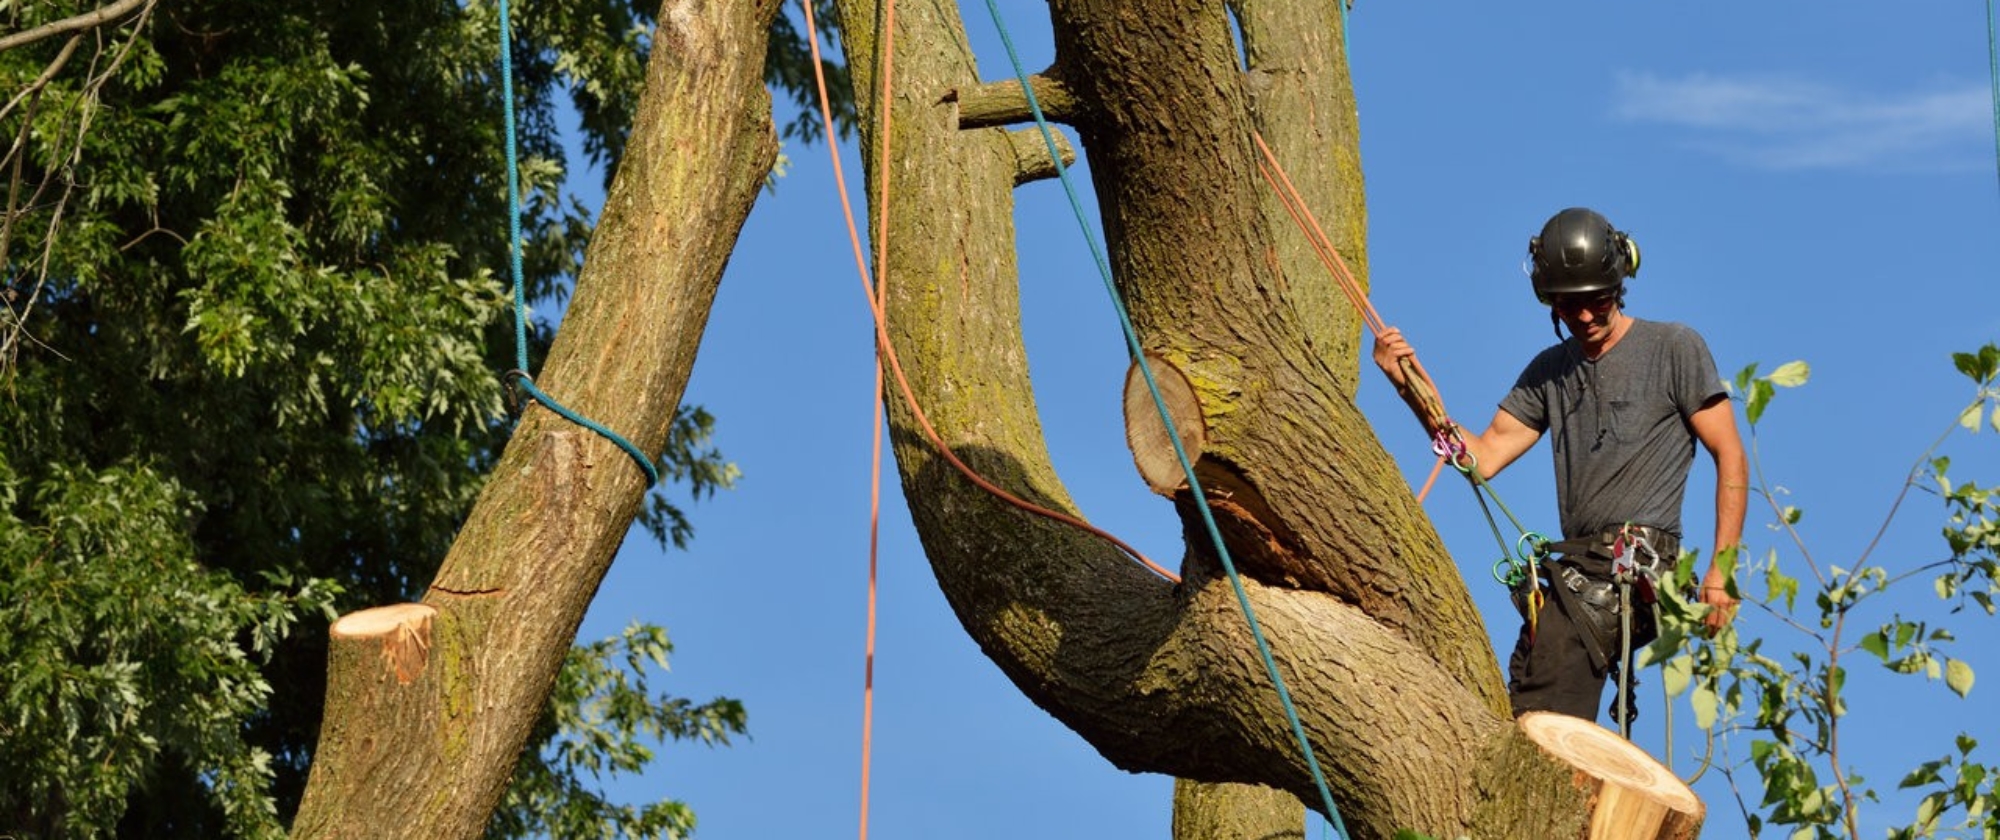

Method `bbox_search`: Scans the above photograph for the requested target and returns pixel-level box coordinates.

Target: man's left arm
[1689,394,1749,632]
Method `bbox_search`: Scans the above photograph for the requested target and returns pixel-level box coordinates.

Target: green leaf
[1902,759,1945,789]
[1746,379,1777,425]
[1946,658,1975,698]
[1860,631,1890,662]
[1953,344,2000,385]
[1766,360,1811,387]
[1916,791,1944,832]
[1732,362,1760,395]
[1662,654,1694,697]
[1692,683,1720,730]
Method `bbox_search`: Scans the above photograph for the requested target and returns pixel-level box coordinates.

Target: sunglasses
[1551,293,1618,316]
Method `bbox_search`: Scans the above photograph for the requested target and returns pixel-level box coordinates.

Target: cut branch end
[332,603,437,685]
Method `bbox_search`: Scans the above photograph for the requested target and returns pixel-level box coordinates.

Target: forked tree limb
[832,0,1708,835]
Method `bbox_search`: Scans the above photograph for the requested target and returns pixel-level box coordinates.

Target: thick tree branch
[290,0,779,835]
[1001,127,1075,184]
[1233,0,1371,395]
[0,0,152,53]
[952,74,1079,129]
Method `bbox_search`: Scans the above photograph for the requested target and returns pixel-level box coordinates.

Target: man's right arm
[1462,408,1541,480]
[1372,328,1541,480]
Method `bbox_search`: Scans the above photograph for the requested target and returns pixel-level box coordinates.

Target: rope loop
[494,0,659,488]
[1445,445,1479,475]
[1493,532,1550,588]
[1516,531,1552,564]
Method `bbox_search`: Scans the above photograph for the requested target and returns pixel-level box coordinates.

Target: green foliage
[0,0,820,833]
[0,459,339,838]
[491,622,748,840]
[1657,346,2000,839]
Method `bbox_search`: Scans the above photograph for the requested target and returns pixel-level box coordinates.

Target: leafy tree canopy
[0,0,844,835]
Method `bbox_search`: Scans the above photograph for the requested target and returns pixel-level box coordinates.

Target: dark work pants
[1506,580,1608,720]
[1506,533,1676,722]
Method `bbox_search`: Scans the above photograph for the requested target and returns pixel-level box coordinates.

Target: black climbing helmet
[1527,207,1641,304]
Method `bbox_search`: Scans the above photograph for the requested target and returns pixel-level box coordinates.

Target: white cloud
[1612,71,1992,172]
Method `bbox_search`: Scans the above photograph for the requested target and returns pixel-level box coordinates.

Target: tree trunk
[288,0,779,835]
[1174,780,1306,840]
[829,0,1706,837]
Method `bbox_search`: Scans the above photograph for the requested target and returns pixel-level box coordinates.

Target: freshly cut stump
[331,603,437,685]
[1123,353,1205,495]
[1520,712,1704,839]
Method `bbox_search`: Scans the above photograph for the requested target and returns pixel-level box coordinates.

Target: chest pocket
[1599,399,1637,447]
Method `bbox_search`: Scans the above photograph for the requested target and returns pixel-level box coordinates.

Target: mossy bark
[1174,780,1306,840]
[289,0,779,835]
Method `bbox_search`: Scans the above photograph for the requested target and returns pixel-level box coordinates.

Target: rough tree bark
[286,0,1706,833]
[288,0,779,835]
[828,0,1705,837]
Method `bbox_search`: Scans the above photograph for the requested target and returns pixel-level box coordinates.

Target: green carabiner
[1516,531,1551,563]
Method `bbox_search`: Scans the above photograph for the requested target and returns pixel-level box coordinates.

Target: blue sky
[571,1,2000,837]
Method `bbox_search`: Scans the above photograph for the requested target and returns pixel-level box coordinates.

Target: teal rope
[978,3,1350,836]
[1988,0,2000,195]
[496,0,659,486]
[1337,1,1352,64]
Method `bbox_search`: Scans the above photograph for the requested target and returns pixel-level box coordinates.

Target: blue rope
[1988,0,2000,196]
[496,0,660,486]
[978,3,1350,836]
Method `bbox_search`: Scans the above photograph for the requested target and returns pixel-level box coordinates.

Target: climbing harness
[494,0,658,486]
[1532,524,1670,738]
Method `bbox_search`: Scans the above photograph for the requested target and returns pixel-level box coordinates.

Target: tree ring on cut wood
[332,603,437,685]
[1123,353,1206,495]
[1519,711,1704,839]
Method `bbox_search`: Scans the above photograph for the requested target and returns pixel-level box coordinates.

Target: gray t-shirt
[1498,318,1725,540]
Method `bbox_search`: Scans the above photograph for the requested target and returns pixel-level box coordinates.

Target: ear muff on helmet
[1527,208,1638,304]
[1618,231,1641,278]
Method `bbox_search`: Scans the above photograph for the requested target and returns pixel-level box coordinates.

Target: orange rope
[797,9,1176,588]
[1250,133,1384,336]
[795,3,1183,836]
[799,0,883,834]
[1250,132,1459,501]
[858,0,899,832]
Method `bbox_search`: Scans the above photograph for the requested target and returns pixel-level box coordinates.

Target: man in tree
[1371,207,1748,726]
